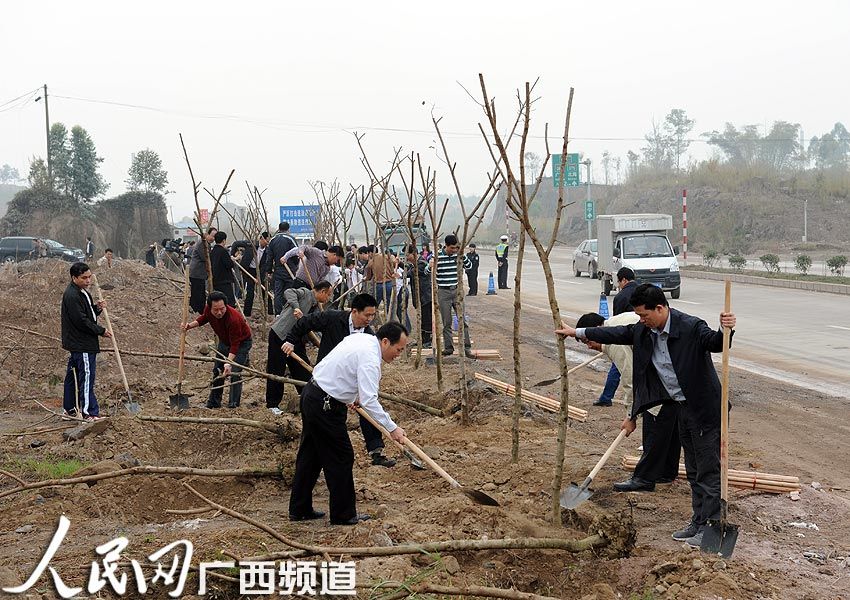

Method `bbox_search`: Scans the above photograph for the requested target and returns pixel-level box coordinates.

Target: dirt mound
[0,260,846,599]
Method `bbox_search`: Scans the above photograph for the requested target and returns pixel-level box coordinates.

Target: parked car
[0,237,85,262]
[572,239,598,278]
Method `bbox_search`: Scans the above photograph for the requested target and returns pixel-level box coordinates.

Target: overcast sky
[2,1,848,220]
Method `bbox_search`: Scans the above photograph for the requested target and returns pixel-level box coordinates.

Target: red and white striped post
[682,189,688,263]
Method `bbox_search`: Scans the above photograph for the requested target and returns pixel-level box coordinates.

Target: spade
[170,269,192,410]
[560,429,628,509]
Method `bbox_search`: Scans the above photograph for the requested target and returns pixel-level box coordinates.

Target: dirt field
[0,259,848,599]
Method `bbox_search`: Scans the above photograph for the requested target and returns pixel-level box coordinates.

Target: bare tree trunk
[511,224,526,462]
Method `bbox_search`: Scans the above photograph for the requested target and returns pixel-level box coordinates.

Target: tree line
[597,110,850,184]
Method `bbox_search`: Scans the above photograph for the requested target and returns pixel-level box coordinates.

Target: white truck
[597,213,681,299]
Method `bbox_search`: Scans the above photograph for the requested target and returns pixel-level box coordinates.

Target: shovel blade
[700,521,739,558]
[169,394,191,410]
[124,402,142,415]
[533,376,560,387]
[560,482,592,509]
[462,487,500,506]
[402,448,426,470]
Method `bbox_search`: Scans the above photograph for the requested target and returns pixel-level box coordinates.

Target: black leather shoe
[371,453,396,468]
[613,478,655,492]
[592,400,613,407]
[331,514,371,526]
[442,348,455,356]
[289,510,325,522]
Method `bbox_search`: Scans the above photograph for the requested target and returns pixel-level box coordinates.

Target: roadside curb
[680,269,850,296]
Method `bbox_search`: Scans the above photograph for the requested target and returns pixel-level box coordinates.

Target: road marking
[828,325,850,331]
[673,299,701,305]
[553,278,584,286]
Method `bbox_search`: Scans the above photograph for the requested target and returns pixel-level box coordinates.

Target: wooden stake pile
[474,373,588,422]
[412,348,502,360]
[620,456,800,494]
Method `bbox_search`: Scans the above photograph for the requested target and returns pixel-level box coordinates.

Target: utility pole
[582,159,592,239]
[803,198,808,243]
[43,84,51,185]
[35,84,51,188]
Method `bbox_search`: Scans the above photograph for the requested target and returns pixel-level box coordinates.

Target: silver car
[572,239,598,278]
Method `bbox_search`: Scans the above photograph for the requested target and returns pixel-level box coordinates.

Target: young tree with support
[477,76,575,524]
[431,115,502,426]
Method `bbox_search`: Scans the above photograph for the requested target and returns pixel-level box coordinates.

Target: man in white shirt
[288,322,408,526]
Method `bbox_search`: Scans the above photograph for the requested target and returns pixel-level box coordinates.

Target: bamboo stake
[474,373,587,422]
[620,457,800,492]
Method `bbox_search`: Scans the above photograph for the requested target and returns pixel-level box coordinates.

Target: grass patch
[683,265,850,286]
[7,457,87,479]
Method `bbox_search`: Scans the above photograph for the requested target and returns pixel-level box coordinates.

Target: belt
[306,379,344,411]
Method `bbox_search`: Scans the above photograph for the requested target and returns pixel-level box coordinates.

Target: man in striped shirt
[425,234,473,357]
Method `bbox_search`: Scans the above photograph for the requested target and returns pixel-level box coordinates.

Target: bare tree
[431,116,502,426]
[477,76,575,524]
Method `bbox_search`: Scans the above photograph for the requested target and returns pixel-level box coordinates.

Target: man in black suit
[282,293,397,467]
[557,283,736,548]
[267,222,298,314]
[209,231,236,307]
[231,232,271,317]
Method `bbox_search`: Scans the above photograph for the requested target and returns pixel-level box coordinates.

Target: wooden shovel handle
[720,280,732,502]
[290,351,462,490]
[299,255,316,288]
[569,352,605,375]
[91,274,131,396]
[177,269,191,385]
[587,428,628,482]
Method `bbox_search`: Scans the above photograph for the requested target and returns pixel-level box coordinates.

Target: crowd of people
[58,224,738,541]
[59,222,510,525]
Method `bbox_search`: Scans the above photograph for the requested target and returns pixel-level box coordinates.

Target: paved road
[471,247,850,396]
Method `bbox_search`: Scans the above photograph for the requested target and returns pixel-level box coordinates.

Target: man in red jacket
[182,291,253,408]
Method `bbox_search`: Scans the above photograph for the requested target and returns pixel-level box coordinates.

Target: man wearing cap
[495,235,510,289]
[465,243,480,296]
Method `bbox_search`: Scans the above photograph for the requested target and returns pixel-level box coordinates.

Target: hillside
[487,175,849,254]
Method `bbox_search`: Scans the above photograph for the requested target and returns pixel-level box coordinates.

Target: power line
[42,91,850,145]
[0,88,40,113]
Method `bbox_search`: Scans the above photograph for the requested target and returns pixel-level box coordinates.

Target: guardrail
[680,269,850,296]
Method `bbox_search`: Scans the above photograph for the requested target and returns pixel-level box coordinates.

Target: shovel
[287,352,426,470]
[92,274,141,415]
[356,407,499,506]
[701,279,738,557]
[170,269,192,410]
[533,352,605,387]
[560,428,628,509]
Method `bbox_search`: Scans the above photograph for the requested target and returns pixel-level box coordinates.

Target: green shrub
[826,255,848,276]
[702,249,719,267]
[794,254,812,275]
[759,253,781,273]
[728,254,746,270]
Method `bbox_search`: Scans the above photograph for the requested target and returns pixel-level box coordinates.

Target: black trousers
[634,402,682,482]
[497,260,509,288]
[272,271,294,314]
[289,381,356,523]
[420,301,432,343]
[466,270,479,295]
[213,281,236,307]
[208,339,252,408]
[678,402,721,526]
[243,268,256,316]
[265,330,311,408]
[359,415,384,453]
[189,277,207,313]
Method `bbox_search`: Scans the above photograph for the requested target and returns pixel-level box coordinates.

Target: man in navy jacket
[557,283,736,547]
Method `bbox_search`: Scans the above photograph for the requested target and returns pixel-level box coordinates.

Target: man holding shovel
[266,281,333,415]
[61,262,112,421]
[282,293,398,468]
[288,323,408,525]
[182,291,253,409]
[575,311,681,493]
[556,283,736,548]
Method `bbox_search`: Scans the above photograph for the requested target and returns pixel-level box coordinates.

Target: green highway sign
[552,153,580,188]
[585,200,595,221]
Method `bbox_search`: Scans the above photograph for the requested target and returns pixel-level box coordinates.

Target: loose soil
[0,259,847,599]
